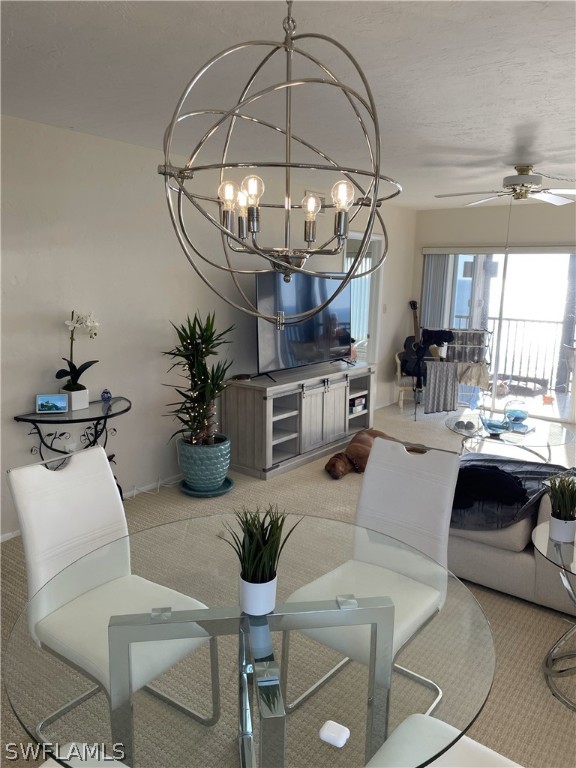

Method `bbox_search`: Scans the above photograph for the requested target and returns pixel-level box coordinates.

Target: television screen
[256,272,352,374]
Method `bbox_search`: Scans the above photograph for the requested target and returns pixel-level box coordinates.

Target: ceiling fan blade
[546,189,576,195]
[435,191,501,199]
[531,191,574,206]
[465,195,505,207]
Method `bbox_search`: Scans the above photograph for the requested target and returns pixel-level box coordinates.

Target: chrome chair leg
[36,685,101,742]
[38,637,220,767]
[393,663,443,714]
[281,631,442,715]
[143,636,221,725]
[280,629,352,713]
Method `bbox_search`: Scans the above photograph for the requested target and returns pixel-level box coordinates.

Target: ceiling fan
[435,165,576,206]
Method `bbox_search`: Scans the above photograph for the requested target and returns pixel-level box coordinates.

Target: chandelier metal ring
[159,3,401,325]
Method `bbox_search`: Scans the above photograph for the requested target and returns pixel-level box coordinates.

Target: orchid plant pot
[61,388,90,411]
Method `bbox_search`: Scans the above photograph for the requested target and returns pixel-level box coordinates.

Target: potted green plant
[547,473,576,543]
[164,312,234,495]
[55,310,100,411]
[224,504,301,615]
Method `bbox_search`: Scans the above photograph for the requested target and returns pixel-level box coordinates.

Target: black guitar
[401,300,429,387]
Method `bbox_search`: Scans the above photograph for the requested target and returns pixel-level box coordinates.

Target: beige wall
[373,206,418,404]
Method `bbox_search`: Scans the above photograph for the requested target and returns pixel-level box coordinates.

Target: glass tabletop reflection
[5,514,495,768]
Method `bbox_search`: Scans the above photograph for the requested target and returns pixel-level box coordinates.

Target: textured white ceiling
[2,0,575,210]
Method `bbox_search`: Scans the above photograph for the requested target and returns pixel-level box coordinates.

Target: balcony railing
[452,315,571,394]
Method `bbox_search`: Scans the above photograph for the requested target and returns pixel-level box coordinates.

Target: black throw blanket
[451,454,571,531]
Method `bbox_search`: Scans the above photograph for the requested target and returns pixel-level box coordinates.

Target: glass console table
[4,514,495,768]
[14,396,131,460]
[532,522,576,711]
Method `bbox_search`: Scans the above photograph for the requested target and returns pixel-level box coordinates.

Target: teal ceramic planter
[177,434,231,493]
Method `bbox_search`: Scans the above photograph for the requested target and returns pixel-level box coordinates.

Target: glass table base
[543,621,576,712]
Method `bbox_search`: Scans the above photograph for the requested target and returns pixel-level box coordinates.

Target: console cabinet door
[300,379,348,452]
[323,380,348,442]
[300,384,326,452]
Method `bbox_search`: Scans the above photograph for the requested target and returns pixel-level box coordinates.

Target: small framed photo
[36,393,69,413]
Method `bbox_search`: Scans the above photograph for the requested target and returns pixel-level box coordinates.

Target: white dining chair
[7,446,220,766]
[280,437,460,715]
[365,713,523,767]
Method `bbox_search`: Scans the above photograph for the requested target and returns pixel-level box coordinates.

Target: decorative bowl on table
[504,399,529,425]
[479,414,509,436]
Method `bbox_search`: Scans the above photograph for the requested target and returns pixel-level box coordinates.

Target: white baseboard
[1,530,20,543]
[122,474,182,500]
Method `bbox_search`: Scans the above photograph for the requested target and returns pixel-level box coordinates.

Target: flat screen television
[256,272,352,374]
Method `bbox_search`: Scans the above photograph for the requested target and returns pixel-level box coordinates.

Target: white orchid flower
[65,311,100,334]
[59,310,100,388]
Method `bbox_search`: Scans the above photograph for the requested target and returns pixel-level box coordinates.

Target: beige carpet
[2,404,575,767]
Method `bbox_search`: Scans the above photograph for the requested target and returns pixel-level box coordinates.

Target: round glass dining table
[5,514,495,768]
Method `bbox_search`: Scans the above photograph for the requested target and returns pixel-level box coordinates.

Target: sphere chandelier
[159,0,402,327]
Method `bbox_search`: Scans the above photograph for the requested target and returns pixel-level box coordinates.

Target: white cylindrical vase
[62,388,90,411]
[239,576,277,616]
[549,516,576,543]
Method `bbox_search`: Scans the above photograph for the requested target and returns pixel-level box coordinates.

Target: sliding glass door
[421,250,576,423]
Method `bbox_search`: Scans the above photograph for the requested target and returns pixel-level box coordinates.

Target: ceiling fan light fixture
[437,163,576,207]
[503,166,542,190]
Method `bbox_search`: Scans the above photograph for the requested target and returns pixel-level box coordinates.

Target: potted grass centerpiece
[547,473,576,543]
[224,504,301,615]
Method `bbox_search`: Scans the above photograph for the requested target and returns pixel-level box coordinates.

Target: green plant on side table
[224,504,302,615]
[547,473,576,543]
[164,311,234,496]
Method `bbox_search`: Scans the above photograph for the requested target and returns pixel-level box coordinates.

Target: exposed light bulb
[302,192,322,244]
[331,180,355,212]
[217,180,239,211]
[236,189,248,240]
[236,190,248,217]
[217,180,238,233]
[241,175,265,207]
[302,192,322,221]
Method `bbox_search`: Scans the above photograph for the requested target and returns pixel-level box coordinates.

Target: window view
[344,235,381,362]
[423,251,576,422]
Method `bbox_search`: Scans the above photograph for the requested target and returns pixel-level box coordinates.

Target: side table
[532,522,576,711]
[14,396,131,461]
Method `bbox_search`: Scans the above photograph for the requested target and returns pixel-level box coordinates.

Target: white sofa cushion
[450,516,533,552]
